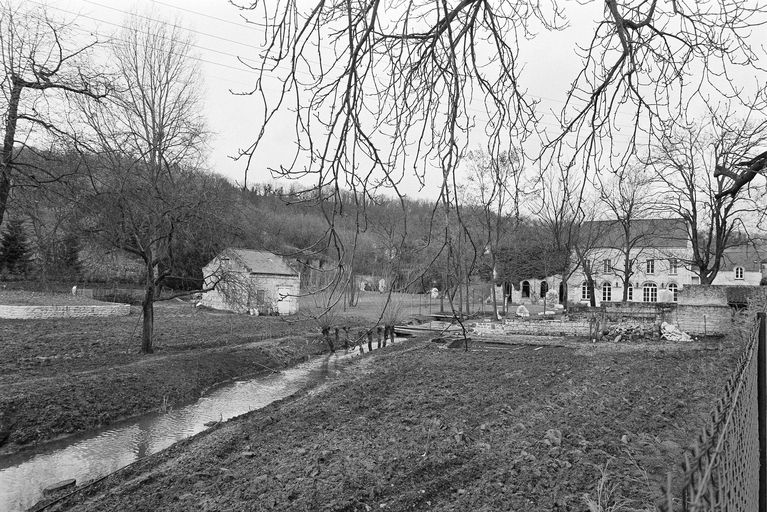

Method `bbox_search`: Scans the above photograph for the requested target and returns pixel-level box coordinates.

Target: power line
[36,2,283,78]
[56,0,636,119]
[36,1,641,137]
[84,0,265,51]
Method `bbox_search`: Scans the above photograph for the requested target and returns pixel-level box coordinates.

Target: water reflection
[0,346,379,512]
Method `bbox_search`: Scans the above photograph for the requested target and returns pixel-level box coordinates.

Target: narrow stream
[0,343,393,512]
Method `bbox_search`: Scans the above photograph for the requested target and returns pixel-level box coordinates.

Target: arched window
[668,283,678,302]
[643,282,657,303]
[581,282,590,301]
[540,281,549,298]
[602,282,612,302]
[735,266,744,280]
[521,280,530,298]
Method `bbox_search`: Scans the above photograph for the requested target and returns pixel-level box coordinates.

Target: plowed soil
[46,336,741,512]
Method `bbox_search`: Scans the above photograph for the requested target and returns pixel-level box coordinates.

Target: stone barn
[201,249,300,315]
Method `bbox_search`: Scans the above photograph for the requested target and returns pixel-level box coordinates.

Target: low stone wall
[600,302,676,324]
[473,319,591,337]
[0,303,131,319]
[673,305,733,336]
[678,285,729,306]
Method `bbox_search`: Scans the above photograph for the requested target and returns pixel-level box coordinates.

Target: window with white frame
[603,259,611,273]
[646,259,655,275]
[602,282,612,302]
[627,285,633,301]
[669,258,678,275]
[668,283,678,302]
[643,282,657,302]
[735,266,744,280]
[581,282,590,301]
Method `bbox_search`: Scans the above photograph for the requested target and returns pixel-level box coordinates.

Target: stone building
[709,246,764,287]
[508,218,765,306]
[201,249,300,315]
[566,218,692,305]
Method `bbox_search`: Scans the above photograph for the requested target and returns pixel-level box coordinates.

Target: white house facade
[507,218,764,306]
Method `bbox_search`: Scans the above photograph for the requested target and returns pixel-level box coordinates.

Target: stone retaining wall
[474,319,591,337]
[0,303,131,319]
[473,307,732,338]
[678,285,729,306]
[673,305,733,336]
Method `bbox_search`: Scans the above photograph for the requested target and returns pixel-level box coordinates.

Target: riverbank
[0,300,367,453]
[45,335,741,511]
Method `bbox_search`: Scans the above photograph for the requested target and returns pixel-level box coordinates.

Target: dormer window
[735,266,744,280]
[646,259,655,275]
[669,258,678,275]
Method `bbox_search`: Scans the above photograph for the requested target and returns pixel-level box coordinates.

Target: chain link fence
[659,315,763,511]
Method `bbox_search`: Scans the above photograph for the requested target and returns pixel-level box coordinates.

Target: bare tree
[597,168,658,302]
[647,108,767,284]
[464,149,524,317]
[537,163,591,308]
[571,209,610,308]
[75,14,225,353]
[0,4,107,227]
[227,1,766,290]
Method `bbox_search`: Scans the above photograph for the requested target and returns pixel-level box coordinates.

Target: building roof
[219,249,299,276]
[719,245,764,272]
[582,218,688,249]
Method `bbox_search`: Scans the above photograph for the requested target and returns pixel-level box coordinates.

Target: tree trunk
[0,82,23,227]
[699,267,715,285]
[367,330,373,352]
[377,326,382,348]
[322,327,334,353]
[348,273,358,306]
[141,262,155,354]
[465,275,470,316]
[622,251,631,302]
[490,260,499,319]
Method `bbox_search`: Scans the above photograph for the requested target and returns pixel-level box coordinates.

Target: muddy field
[47,335,741,512]
[0,300,371,452]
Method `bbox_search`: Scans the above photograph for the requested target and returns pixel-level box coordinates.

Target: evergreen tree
[0,218,32,275]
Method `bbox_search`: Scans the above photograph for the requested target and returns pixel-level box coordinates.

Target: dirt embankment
[47,337,740,512]
[0,301,368,453]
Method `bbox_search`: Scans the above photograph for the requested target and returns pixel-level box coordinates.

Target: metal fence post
[759,312,767,512]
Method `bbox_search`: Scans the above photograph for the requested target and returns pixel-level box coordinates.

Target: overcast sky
[39,1,764,199]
